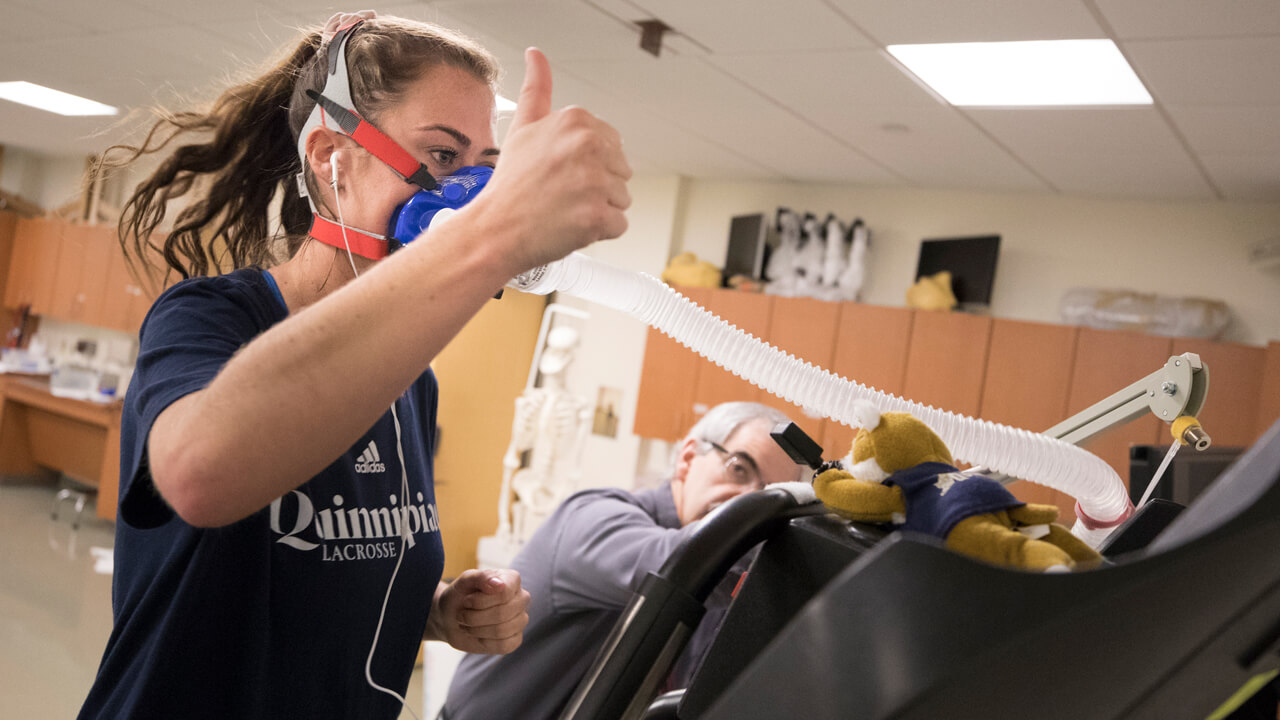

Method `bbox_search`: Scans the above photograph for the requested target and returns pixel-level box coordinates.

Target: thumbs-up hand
[473,48,632,275]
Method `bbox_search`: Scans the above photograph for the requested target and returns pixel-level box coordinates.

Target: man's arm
[549,494,697,611]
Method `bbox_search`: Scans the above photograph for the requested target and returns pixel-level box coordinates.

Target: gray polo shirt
[443,483,697,720]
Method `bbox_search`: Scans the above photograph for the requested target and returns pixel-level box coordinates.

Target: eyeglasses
[706,441,764,491]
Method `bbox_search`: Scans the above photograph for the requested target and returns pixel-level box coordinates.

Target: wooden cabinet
[0,375,123,521]
[979,319,1080,518]
[691,289,774,421]
[49,222,114,326]
[4,216,63,315]
[3,217,161,335]
[101,244,154,334]
[1173,338,1265,448]
[0,211,17,304]
[1257,342,1280,439]
[823,304,914,457]
[901,310,993,418]
[633,287,714,442]
[758,296,840,447]
[1065,328,1172,497]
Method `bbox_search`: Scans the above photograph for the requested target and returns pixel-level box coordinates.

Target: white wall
[550,174,686,490]
[676,180,1280,346]
[0,148,90,213]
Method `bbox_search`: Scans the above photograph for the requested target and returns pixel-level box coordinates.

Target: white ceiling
[1,0,1277,202]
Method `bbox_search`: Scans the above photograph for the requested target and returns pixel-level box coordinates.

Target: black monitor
[723,213,769,285]
[1130,445,1245,506]
[915,234,1001,308]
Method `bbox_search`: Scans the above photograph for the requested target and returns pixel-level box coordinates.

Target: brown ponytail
[102,16,499,282]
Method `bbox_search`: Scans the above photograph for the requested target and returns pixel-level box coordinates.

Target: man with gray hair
[442,401,806,720]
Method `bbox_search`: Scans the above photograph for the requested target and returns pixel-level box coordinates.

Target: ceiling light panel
[888,39,1152,107]
[0,82,118,116]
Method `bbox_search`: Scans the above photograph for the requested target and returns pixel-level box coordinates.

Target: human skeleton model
[495,326,593,546]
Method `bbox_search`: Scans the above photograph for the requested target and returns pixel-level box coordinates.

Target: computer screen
[915,235,1001,307]
[1129,445,1245,507]
[723,213,769,284]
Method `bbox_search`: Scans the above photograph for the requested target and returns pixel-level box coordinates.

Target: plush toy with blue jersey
[814,402,1102,571]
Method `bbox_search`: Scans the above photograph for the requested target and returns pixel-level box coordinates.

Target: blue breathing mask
[387,165,493,248]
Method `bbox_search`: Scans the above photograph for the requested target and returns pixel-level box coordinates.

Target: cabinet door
[1066,328,1173,500]
[690,289,774,424]
[979,319,1080,517]
[101,243,133,332]
[6,217,62,314]
[0,211,17,306]
[633,286,714,441]
[100,230,160,334]
[823,304,915,457]
[759,296,839,450]
[1173,338,1265,448]
[901,310,993,418]
[634,322,700,442]
[3,214,31,310]
[69,225,114,326]
[1257,342,1280,440]
[48,220,85,321]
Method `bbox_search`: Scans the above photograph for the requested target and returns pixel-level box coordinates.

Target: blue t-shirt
[78,268,444,720]
[884,461,1024,538]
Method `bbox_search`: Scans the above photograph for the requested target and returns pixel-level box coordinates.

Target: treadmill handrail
[559,486,826,720]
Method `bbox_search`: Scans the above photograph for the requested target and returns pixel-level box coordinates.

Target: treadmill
[560,418,1280,720]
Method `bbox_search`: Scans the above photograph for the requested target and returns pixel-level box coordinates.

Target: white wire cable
[1137,439,1182,508]
[332,160,422,720]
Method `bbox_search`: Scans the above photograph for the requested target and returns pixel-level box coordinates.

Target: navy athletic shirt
[883,461,1023,537]
[78,268,445,720]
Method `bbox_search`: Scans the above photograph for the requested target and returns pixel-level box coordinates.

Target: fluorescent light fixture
[887,39,1152,107]
[496,94,517,113]
[0,81,118,116]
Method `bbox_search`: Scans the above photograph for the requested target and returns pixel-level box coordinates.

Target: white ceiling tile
[709,49,939,114]
[1015,149,1214,200]
[964,106,1217,199]
[823,0,1104,44]
[825,105,1052,192]
[965,107,1189,159]
[0,103,124,156]
[1199,153,1280,202]
[0,0,1277,201]
[559,54,895,182]
[1165,105,1280,157]
[1124,37,1280,106]
[124,0,285,24]
[428,0,643,62]
[4,0,166,38]
[1095,0,1280,39]
[0,6,91,43]
[204,8,316,57]
[622,0,873,53]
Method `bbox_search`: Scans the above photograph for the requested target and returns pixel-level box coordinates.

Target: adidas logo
[354,441,387,474]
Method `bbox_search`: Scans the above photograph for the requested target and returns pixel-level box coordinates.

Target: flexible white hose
[509,253,1134,542]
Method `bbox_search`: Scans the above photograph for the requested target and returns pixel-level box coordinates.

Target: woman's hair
[101,16,499,281]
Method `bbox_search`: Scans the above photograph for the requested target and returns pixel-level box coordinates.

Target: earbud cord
[332,161,422,720]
